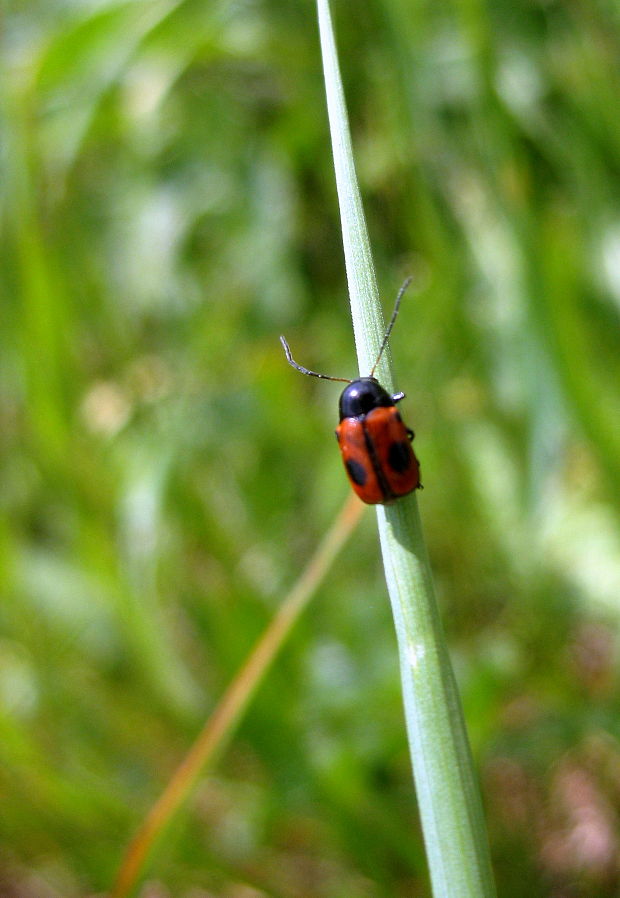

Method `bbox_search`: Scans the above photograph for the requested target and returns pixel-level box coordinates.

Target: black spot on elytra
[345,458,367,486]
[388,441,412,473]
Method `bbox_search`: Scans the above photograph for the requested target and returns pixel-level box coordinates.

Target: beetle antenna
[370,276,413,377]
[280,336,352,384]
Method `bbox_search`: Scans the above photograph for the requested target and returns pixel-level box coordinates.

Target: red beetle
[280,279,421,504]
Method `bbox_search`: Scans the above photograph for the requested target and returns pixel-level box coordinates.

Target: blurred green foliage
[2,0,620,895]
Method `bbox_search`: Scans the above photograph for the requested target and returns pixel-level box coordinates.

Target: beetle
[280,278,421,504]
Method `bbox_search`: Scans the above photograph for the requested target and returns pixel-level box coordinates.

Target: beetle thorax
[338,377,393,421]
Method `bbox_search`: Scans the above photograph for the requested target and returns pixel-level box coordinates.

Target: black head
[339,377,393,421]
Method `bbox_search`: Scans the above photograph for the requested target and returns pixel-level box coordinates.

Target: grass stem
[316,1,496,894]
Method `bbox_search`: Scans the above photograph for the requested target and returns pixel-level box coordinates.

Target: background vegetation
[3,0,620,895]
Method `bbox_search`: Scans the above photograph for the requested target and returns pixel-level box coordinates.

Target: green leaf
[316,1,496,895]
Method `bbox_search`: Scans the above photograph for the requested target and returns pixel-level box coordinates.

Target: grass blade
[316,1,496,894]
[111,494,364,897]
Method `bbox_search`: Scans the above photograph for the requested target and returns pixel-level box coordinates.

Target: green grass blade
[316,1,496,895]
[316,0,388,384]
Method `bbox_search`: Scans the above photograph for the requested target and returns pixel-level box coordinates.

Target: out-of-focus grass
[2,0,620,896]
